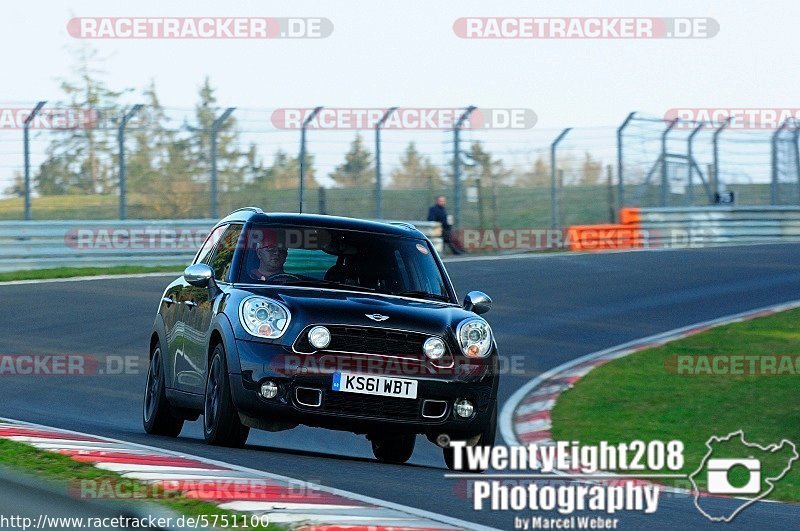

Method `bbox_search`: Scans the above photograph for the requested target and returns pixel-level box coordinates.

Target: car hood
[236,286,476,336]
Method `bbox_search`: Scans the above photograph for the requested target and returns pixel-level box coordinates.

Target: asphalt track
[2,243,800,529]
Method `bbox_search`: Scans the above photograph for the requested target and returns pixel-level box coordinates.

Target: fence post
[712,117,731,201]
[118,104,143,220]
[453,106,476,229]
[374,107,397,219]
[687,122,705,205]
[793,125,800,204]
[771,119,791,205]
[660,118,679,207]
[318,186,326,215]
[616,112,636,212]
[606,165,615,222]
[550,128,571,228]
[299,106,323,214]
[210,107,235,219]
[23,101,46,221]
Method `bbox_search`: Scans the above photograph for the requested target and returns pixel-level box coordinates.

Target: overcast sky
[1,0,796,128]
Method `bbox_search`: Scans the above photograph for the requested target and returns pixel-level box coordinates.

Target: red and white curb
[0,418,498,531]
[498,299,800,489]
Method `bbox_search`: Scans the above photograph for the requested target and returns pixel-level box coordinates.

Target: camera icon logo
[706,457,761,495]
[690,430,798,522]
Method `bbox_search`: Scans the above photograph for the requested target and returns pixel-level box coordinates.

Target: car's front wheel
[371,433,416,464]
[203,343,250,447]
[143,346,184,437]
[443,402,497,472]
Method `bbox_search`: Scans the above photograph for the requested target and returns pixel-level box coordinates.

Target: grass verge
[0,437,278,529]
[0,265,179,282]
[551,307,800,501]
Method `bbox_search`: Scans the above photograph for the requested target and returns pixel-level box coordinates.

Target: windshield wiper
[280,278,377,293]
[391,290,451,302]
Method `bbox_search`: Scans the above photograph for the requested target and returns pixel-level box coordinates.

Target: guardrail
[634,206,800,247]
[0,219,442,272]
[567,206,800,251]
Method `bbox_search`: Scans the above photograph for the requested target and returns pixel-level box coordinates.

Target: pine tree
[389,142,442,190]
[329,135,373,187]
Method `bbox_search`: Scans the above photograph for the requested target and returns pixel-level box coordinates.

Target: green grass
[0,265,180,282]
[0,437,279,529]
[551,307,800,501]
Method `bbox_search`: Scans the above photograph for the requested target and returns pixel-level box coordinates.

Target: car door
[160,279,187,390]
[170,224,226,392]
[181,223,242,395]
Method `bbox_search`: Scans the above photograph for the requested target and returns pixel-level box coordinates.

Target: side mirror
[463,290,492,315]
[184,263,215,288]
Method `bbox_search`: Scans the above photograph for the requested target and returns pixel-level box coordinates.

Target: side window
[194,225,226,265]
[208,224,243,282]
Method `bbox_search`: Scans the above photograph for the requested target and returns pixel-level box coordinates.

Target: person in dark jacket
[427,195,463,255]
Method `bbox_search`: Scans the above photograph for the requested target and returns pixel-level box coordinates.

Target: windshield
[236,225,451,301]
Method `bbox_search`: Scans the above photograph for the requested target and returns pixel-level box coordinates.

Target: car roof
[218,208,426,238]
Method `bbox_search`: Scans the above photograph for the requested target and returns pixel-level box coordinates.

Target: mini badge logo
[365,314,389,322]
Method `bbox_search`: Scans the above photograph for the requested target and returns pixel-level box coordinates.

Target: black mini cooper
[143,208,498,468]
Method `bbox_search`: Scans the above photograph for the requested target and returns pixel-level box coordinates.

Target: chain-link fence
[2,103,799,228]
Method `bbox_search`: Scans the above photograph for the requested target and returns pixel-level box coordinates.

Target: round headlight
[308,326,331,349]
[456,318,493,358]
[239,297,291,339]
[423,337,446,360]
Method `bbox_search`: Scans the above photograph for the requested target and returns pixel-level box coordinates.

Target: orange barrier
[567,222,646,251]
[619,207,641,225]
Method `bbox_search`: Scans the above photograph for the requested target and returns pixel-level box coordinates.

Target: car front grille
[320,392,421,421]
[294,325,438,359]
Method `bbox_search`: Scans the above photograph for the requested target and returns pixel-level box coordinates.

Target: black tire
[203,343,250,447]
[143,346,184,437]
[443,402,497,472]
[371,434,416,464]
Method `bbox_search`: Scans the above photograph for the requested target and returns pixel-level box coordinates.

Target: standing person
[427,195,463,255]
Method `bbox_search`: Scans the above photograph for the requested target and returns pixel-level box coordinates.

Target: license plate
[332,372,418,399]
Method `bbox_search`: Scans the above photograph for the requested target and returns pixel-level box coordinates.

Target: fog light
[423,337,446,360]
[260,380,278,399]
[308,326,331,349]
[454,398,474,418]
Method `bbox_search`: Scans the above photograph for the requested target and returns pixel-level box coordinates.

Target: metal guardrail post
[616,112,636,212]
[374,107,397,219]
[712,117,732,200]
[117,104,143,220]
[453,106,476,229]
[299,106,322,214]
[550,128,571,228]
[771,119,791,205]
[210,107,235,219]
[23,101,46,221]
[660,118,679,207]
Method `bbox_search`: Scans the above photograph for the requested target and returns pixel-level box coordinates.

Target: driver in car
[250,240,289,282]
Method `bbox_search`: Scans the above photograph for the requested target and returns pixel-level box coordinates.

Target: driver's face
[256,244,288,269]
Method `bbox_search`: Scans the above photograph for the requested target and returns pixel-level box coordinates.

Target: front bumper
[230,339,498,437]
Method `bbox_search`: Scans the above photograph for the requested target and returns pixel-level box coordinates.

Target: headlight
[239,297,290,339]
[456,318,493,358]
[423,337,446,360]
